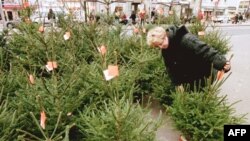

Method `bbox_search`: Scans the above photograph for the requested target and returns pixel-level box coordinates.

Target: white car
[30,12,51,25]
[30,8,68,26]
[213,16,230,23]
[5,18,22,28]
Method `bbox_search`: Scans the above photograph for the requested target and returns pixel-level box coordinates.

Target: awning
[23,2,30,8]
[131,0,142,3]
[157,0,172,3]
[179,0,190,5]
[204,9,225,12]
[85,0,137,3]
[204,9,213,12]
[216,8,225,12]
[3,4,23,10]
[152,2,171,7]
[227,6,236,10]
[203,7,214,11]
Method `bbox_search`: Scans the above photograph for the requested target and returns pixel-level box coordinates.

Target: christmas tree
[0,7,244,141]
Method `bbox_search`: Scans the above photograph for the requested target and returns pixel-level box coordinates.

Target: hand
[223,61,231,73]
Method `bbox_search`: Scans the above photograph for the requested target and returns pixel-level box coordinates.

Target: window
[7,11,13,21]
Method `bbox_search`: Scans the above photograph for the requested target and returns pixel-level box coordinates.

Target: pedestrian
[146,25,231,91]
[246,12,249,20]
[239,13,243,23]
[114,8,120,24]
[234,14,239,24]
[138,10,146,26]
[151,8,156,23]
[48,9,56,26]
[197,11,203,21]
[119,12,128,25]
[130,11,136,25]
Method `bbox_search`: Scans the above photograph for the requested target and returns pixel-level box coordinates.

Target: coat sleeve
[179,33,227,70]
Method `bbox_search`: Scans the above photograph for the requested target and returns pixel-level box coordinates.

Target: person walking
[114,8,120,24]
[119,12,128,25]
[151,8,156,23]
[234,14,239,24]
[239,13,243,23]
[48,9,56,26]
[138,10,146,26]
[130,11,136,25]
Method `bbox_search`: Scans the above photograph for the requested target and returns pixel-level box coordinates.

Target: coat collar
[167,25,189,41]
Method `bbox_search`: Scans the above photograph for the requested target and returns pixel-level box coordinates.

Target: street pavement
[219,25,250,124]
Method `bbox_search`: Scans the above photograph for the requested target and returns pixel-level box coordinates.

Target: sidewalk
[182,20,250,28]
[215,23,250,27]
[209,20,250,27]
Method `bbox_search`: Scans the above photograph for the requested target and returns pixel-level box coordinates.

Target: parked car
[2,9,21,29]
[30,8,68,26]
[5,18,22,29]
[212,15,230,23]
[30,11,50,25]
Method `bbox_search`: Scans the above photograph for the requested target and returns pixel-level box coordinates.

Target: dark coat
[130,13,136,22]
[162,25,227,88]
[48,11,56,20]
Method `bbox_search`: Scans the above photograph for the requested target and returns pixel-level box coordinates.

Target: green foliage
[155,10,181,26]
[19,7,32,21]
[0,70,27,101]
[0,17,170,140]
[188,20,231,55]
[0,47,9,71]
[201,30,231,55]
[168,78,245,141]
[188,20,207,35]
[0,93,18,141]
[16,112,74,141]
[0,33,6,47]
[0,8,241,140]
[78,96,162,141]
[99,14,115,25]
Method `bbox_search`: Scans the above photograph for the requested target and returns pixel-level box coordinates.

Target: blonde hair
[147,26,166,47]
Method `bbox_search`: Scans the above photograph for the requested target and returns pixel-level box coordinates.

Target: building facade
[201,0,236,19]
[1,0,24,21]
[2,0,247,23]
[238,0,250,14]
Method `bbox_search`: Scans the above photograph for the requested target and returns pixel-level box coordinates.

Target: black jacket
[162,25,227,87]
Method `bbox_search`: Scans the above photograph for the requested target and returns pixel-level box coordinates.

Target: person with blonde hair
[147,26,167,49]
[147,25,231,91]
